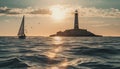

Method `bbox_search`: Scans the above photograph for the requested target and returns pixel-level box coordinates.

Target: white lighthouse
[74,10,79,30]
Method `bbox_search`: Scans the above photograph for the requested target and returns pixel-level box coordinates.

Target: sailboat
[18,16,26,39]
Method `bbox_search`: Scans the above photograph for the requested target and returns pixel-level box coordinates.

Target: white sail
[18,16,25,36]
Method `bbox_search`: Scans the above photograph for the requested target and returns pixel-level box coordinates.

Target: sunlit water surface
[0,37,120,69]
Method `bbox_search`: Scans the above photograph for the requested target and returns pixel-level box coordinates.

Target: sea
[0,36,120,69]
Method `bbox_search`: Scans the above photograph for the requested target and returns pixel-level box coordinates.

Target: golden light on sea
[46,52,57,59]
[59,58,69,67]
[44,37,63,59]
[52,36,63,45]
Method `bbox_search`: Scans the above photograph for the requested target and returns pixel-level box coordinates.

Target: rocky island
[50,10,102,37]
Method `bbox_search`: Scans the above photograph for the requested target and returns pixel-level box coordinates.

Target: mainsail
[18,16,25,37]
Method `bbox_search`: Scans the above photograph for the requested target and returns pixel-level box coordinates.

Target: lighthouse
[50,10,102,37]
[74,10,79,30]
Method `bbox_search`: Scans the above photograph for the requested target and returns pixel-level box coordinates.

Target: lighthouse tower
[74,10,79,30]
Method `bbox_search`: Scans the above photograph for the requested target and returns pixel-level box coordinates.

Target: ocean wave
[78,62,120,69]
[20,55,62,65]
[17,49,38,53]
[0,58,29,68]
[0,37,120,69]
[69,47,120,58]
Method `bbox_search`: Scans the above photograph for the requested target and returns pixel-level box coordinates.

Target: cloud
[0,7,51,16]
[30,9,51,15]
[0,6,120,18]
[69,6,120,18]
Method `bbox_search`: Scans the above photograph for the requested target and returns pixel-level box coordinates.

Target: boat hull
[18,36,26,39]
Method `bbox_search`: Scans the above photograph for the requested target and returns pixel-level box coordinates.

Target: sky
[0,0,120,36]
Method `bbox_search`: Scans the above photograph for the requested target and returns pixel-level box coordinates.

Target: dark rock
[50,29,102,37]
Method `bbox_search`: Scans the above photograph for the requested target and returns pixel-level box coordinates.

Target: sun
[50,5,67,20]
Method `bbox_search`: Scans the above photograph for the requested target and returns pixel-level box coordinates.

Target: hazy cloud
[30,9,51,15]
[70,6,120,18]
[0,7,51,16]
[0,6,120,18]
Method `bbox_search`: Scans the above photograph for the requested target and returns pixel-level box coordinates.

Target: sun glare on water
[50,5,67,20]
